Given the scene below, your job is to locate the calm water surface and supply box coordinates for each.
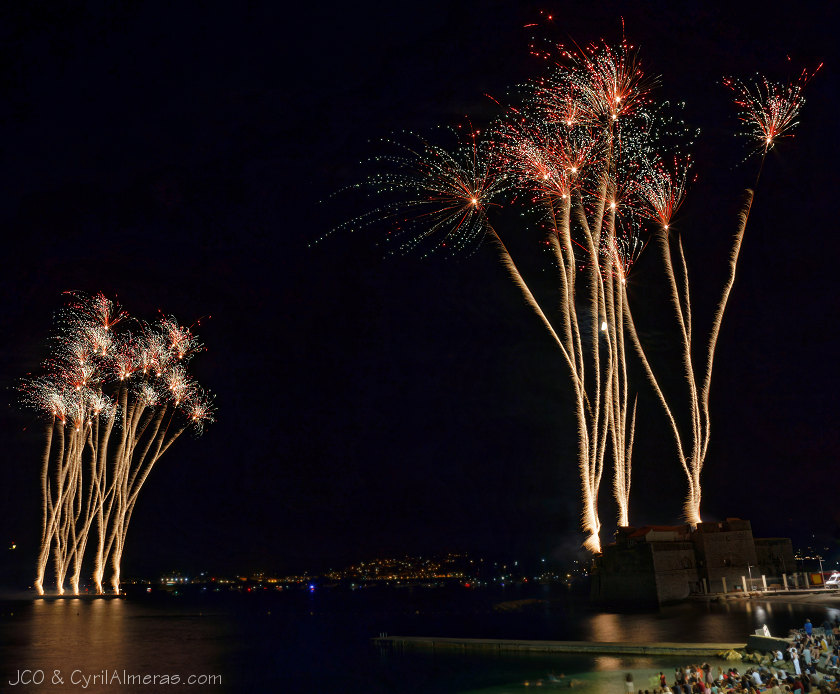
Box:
[1,589,837,693]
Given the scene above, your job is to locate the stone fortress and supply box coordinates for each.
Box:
[591,518,796,605]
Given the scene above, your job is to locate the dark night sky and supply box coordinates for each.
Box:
[0,1,838,583]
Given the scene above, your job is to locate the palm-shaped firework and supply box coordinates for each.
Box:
[20,292,215,595]
[333,32,816,552]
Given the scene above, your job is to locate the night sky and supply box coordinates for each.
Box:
[1,1,838,583]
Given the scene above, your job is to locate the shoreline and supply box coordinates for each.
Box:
[457,656,744,693]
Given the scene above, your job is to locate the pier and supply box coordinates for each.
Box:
[372,636,746,657]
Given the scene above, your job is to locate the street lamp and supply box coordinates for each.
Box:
[747,564,754,592]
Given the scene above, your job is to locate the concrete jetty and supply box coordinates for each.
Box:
[372,636,745,656]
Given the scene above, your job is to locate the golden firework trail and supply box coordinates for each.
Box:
[623,66,817,524]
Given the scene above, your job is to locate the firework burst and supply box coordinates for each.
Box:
[637,156,691,229]
[20,293,215,595]
[723,65,820,155]
[325,129,509,258]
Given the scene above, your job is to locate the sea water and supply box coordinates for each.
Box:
[0,589,835,693]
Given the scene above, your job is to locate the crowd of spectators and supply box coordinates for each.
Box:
[626,618,840,694]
